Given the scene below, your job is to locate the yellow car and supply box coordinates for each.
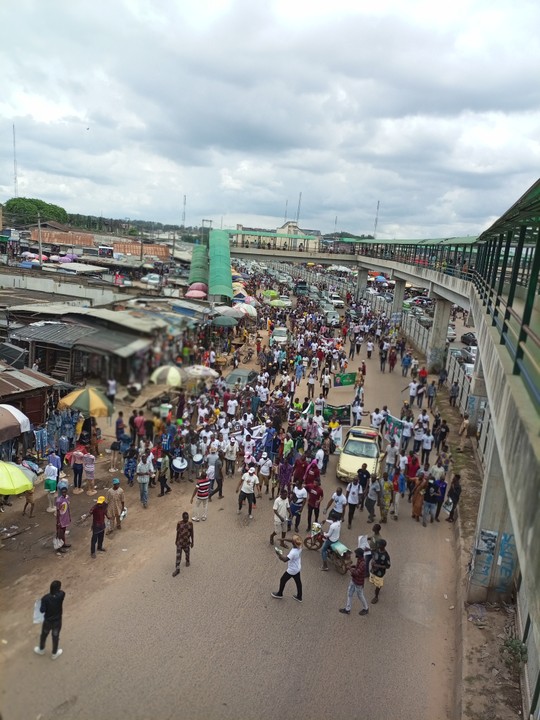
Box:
[336,426,384,482]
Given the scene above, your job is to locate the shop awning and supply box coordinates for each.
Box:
[74,330,151,358]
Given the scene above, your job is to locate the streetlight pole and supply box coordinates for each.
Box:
[37,211,43,267]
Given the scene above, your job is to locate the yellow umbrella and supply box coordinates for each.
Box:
[150,365,187,387]
[0,461,33,495]
[58,386,113,417]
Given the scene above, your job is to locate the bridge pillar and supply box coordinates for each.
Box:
[355,269,368,302]
[426,298,451,372]
[467,438,518,603]
[391,279,406,321]
[466,356,488,437]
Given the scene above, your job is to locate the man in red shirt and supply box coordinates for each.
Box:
[292,455,308,483]
[90,496,108,558]
[339,547,369,615]
[304,476,324,530]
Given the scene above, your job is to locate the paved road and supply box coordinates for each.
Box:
[1,339,458,720]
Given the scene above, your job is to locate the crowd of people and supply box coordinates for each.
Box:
[31,270,467,658]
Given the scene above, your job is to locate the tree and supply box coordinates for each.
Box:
[4,197,68,225]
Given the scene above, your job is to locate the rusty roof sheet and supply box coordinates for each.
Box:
[0,362,57,397]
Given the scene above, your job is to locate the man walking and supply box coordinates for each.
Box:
[190,472,211,522]
[34,579,65,660]
[345,477,361,529]
[236,466,259,519]
[106,478,125,534]
[339,548,369,616]
[271,534,303,602]
[172,512,194,576]
[55,487,72,552]
[270,488,290,546]
[210,450,225,499]
[136,452,153,509]
[90,496,108,558]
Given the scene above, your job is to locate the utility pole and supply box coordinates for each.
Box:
[37,212,43,267]
[295,192,302,224]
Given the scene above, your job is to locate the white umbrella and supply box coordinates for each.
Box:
[238,303,257,318]
[185,365,219,381]
[215,306,245,319]
[0,404,31,443]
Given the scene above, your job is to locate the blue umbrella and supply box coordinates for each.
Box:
[376,275,386,282]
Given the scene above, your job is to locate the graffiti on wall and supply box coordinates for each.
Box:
[496,532,516,593]
[473,529,498,587]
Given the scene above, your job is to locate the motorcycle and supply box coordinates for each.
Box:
[303,522,353,574]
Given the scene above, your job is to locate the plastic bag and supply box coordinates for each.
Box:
[53,537,64,550]
[120,507,128,521]
[33,599,44,624]
[442,498,453,514]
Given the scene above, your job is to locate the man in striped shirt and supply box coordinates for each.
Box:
[190,472,211,522]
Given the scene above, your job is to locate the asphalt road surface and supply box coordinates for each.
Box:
[0,336,459,720]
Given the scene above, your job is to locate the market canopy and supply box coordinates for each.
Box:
[0,404,31,443]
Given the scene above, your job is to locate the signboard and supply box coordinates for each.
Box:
[384,414,403,444]
[333,372,356,387]
[323,404,352,426]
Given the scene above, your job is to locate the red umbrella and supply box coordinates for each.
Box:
[185,289,207,299]
[190,282,208,291]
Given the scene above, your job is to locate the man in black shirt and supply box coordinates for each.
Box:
[357,463,371,511]
[35,580,65,659]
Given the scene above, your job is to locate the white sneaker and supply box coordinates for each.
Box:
[51,649,63,660]
[34,646,45,656]
[236,509,241,514]
[249,515,254,519]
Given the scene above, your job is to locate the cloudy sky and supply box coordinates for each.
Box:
[1,0,539,238]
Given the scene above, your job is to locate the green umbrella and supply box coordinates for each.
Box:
[212,316,238,327]
[262,290,278,299]
[57,386,113,417]
[270,299,287,307]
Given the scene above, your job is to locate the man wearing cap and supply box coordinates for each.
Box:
[89,496,108,558]
[236,466,259,519]
[258,451,273,496]
[224,437,237,476]
[106,478,125,534]
[339,547,369,616]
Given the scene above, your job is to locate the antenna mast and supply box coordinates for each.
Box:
[182,194,186,229]
[13,124,18,198]
[295,191,302,224]
[373,200,380,239]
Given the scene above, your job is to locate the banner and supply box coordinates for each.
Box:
[323,404,352,426]
[384,415,403,444]
[333,372,356,387]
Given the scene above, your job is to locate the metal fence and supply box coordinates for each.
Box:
[400,312,429,354]
[446,352,472,416]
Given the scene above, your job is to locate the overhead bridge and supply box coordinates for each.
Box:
[221,179,540,714]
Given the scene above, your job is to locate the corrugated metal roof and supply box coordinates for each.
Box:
[10,322,97,348]
[73,328,149,357]
[0,363,57,397]
[7,306,167,335]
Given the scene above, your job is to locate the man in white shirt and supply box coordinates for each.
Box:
[324,487,347,519]
[321,512,341,571]
[371,408,384,429]
[270,488,290,546]
[315,447,325,471]
[401,418,413,452]
[236,467,259,518]
[226,396,238,420]
[258,452,273,495]
[384,439,399,475]
[345,478,362,529]
[271,534,303,602]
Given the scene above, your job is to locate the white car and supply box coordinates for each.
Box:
[447,326,457,342]
[330,293,344,308]
[279,295,292,308]
[271,327,289,345]
[140,273,160,285]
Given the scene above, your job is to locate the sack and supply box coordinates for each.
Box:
[52,536,64,550]
[369,573,384,588]
[33,599,44,625]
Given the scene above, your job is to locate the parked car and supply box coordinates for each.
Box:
[461,345,478,363]
[330,293,345,309]
[337,427,383,481]
[224,369,258,389]
[447,326,457,342]
[140,273,160,285]
[460,332,478,346]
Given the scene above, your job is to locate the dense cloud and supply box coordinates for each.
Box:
[0,0,539,236]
